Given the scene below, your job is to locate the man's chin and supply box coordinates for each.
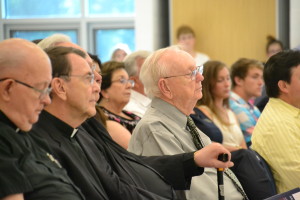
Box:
[20,123,33,132]
[87,109,97,118]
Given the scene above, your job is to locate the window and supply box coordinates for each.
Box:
[88,0,134,16]
[4,0,81,19]
[11,30,78,43]
[95,29,135,62]
[1,0,135,62]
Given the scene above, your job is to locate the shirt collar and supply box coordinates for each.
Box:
[0,110,19,132]
[270,98,300,118]
[230,91,247,105]
[131,90,151,106]
[231,91,255,109]
[41,110,79,139]
[151,97,188,128]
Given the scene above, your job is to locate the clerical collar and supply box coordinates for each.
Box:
[41,110,79,139]
[70,128,78,138]
[0,110,19,132]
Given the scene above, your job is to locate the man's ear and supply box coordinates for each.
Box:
[0,79,14,101]
[234,76,243,86]
[51,78,67,100]
[278,80,289,94]
[158,79,172,99]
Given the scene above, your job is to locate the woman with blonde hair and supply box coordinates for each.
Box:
[196,60,247,151]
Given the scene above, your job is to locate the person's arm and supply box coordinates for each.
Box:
[1,194,24,200]
[193,142,234,169]
[106,120,131,149]
[138,142,233,190]
[0,132,32,199]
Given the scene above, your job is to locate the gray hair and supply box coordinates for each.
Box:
[37,34,72,49]
[140,46,180,99]
[123,50,151,76]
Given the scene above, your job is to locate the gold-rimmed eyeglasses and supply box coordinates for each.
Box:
[111,78,135,88]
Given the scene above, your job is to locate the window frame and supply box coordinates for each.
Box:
[0,0,135,55]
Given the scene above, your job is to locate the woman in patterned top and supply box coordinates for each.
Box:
[96,61,141,148]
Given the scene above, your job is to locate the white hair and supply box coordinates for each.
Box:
[37,34,72,49]
[123,50,151,76]
[140,46,181,99]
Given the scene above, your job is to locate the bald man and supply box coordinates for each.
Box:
[0,39,84,200]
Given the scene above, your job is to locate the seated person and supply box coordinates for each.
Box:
[128,47,247,200]
[254,35,284,111]
[110,43,131,62]
[197,61,247,151]
[191,59,275,199]
[89,53,131,148]
[123,50,152,118]
[98,61,141,133]
[190,107,223,144]
[0,38,84,199]
[176,25,209,66]
[230,58,264,146]
[252,50,300,193]
[33,35,234,200]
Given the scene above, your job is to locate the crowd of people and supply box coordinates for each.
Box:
[0,24,298,200]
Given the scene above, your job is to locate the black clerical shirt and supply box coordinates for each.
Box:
[31,110,203,199]
[0,111,84,200]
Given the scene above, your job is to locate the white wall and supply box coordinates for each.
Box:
[135,0,162,51]
[290,0,300,49]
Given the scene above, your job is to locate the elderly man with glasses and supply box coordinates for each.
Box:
[0,38,85,200]
[128,46,248,200]
[30,34,236,200]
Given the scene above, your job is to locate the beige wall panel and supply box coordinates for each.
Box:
[172,0,276,66]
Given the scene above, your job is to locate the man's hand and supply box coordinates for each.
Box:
[193,143,234,168]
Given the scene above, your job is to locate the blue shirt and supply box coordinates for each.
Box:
[229,92,261,145]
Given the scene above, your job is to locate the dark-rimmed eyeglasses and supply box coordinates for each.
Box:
[0,78,52,99]
[111,78,135,88]
[163,65,203,81]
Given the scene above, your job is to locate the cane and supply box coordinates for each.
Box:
[217,153,228,200]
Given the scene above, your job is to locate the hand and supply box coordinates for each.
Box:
[193,143,234,169]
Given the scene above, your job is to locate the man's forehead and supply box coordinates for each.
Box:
[168,50,194,68]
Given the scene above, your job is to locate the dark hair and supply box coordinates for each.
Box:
[88,53,102,68]
[101,61,125,91]
[176,25,196,39]
[44,46,86,78]
[231,58,263,87]
[264,50,300,97]
[95,105,108,128]
[266,35,283,53]
[32,39,43,44]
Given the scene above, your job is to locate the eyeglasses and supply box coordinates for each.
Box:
[0,78,52,99]
[163,65,203,81]
[112,78,135,88]
[60,65,96,85]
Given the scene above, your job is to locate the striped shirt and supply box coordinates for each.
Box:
[252,98,300,193]
[229,92,261,145]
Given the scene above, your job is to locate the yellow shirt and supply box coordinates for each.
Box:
[252,98,300,193]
